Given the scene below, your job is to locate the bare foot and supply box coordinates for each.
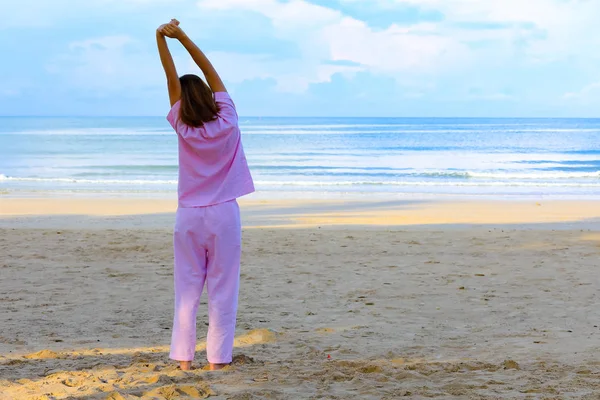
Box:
[179,361,192,371]
[209,363,229,371]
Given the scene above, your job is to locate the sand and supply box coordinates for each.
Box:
[1,198,600,399]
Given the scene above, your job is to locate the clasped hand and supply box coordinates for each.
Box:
[157,19,184,39]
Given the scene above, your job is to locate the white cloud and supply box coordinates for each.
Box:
[196,0,473,91]
[196,52,362,93]
[7,0,599,110]
[565,82,600,100]
[323,20,469,74]
[197,0,469,72]
[0,0,191,29]
[350,0,600,60]
[0,1,60,28]
[195,0,600,93]
[47,35,161,94]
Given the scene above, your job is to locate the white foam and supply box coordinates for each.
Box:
[4,128,172,136]
[254,180,600,188]
[0,175,176,185]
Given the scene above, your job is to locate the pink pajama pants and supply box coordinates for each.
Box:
[169,200,241,364]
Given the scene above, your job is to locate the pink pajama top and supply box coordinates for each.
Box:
[167,92,255,207]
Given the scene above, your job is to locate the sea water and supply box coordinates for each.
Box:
[2,116,600,199]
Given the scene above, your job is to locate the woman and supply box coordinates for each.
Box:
[156,19,255,371]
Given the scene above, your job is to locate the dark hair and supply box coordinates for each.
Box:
[179,74,219,127]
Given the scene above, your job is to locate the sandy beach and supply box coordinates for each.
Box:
[1,197,600,399]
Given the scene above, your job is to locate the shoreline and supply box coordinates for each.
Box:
[3,189,600,201]
[2,196,600,229]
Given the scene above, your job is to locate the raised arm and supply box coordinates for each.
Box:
[156,21,181,107]
[161,21,227,93]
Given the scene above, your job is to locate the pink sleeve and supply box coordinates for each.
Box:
[166,100,181,131]
[214,92,238,123]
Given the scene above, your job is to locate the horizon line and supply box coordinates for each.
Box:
[1,115,599,119]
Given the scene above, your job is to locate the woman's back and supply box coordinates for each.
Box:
[167,92,254,207]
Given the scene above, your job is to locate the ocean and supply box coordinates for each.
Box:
[1,116,600,200]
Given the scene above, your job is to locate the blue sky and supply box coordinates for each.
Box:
[1,0,599,117]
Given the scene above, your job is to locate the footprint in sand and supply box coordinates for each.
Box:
[130,363,159,373]
[62,377,83,388]
[142,384,215,399]
[232,354,257,366]
[234,328,277,346]
[24,349,60,360]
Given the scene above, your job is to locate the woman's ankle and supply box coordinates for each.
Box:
[209,362,229,371]
[179,361,192,371]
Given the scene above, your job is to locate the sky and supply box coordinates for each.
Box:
[1,0,599,117]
